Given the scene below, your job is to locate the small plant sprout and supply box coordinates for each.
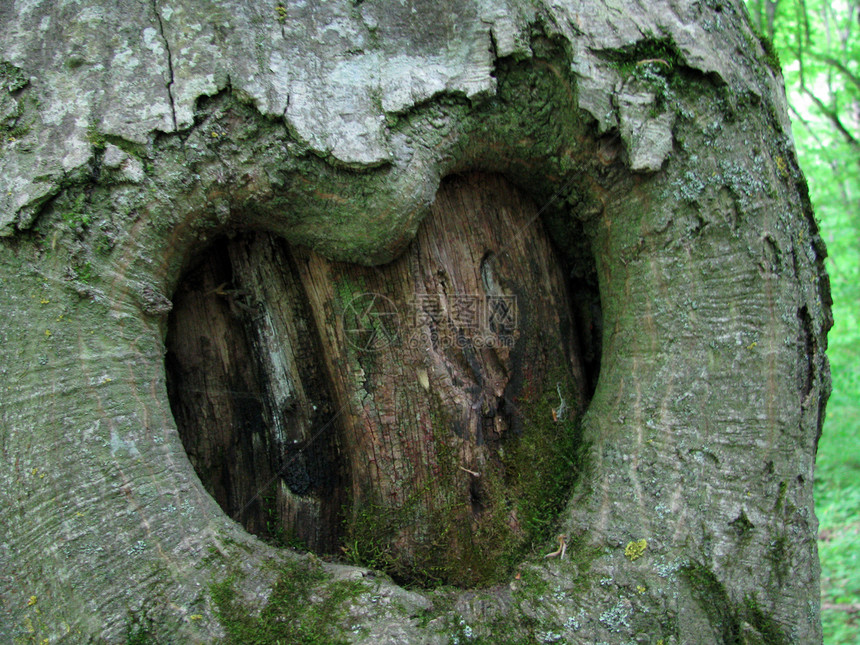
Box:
[544,534,567,559]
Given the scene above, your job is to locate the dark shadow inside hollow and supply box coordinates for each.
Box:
[164,172,602,585]
[165,233,347,554]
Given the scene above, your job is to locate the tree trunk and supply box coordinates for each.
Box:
[0,1,830,643]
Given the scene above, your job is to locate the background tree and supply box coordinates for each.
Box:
[746,0,858,183]
[0,1,831,642]
[746,0,860,641]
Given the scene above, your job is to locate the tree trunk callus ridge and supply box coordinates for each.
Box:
[0,0,830,642]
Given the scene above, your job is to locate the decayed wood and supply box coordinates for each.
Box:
[297,172,590,584]
[165,243,274,538]
[166,235,345,554]
[166,173,589,585]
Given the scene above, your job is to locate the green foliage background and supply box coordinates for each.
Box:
[746,1,860,642]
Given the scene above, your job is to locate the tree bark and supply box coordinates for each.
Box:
[0,1,830,643]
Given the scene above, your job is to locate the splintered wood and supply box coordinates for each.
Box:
[166,173,589,585]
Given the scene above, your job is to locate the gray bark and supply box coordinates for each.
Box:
[0,1,830,643]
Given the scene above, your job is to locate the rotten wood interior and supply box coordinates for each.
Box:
[165,172,601,585]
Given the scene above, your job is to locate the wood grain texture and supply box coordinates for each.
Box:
[165,173,590,584]
[166,235,345,554]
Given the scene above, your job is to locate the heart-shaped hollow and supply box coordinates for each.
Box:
[165,172,601,588]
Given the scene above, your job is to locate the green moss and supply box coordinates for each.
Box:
[60,193,91,230]
[749,26,782,74]
[416,585,542,644]
[414,545,600,643]
[260,491,309,551]
[745,595,789,645]
[219,535,258,555]
[0,86,32,146]
[2,122,30,142]
[682,565,789,643]
[342,476,471,586]
[74,261,94,283]
[87,125,107,151]
[102,133,149,161]
[210,559,366,644]
[0,61,28,93]
[515,565,550,598]
[767,534,790,587]
[124,612,160,645]
[445,613,530,645]
[472,52,579,170]
[504,374,588,536]
[342,372,588,589]
[681,563,742,642]
[96,231,115,255]
[560,534,601,591]
[774,480,788,512]
[597,37,682,78]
